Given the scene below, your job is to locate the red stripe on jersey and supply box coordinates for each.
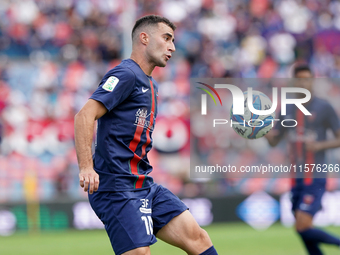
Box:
[135,79,156,188]
[299,110,313,185]
[129,123,144,153]
[135,174,145,189]
[128,116,144,182]
[291,110,304,186]
[291,177,296,187]
[130,154,141,177]
[296,110,304,165]
[296,110,313,185]
[290,142,296,187]
[305,150,314,185]
[140,80,155,158]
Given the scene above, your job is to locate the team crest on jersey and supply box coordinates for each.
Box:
[102,76,119,92]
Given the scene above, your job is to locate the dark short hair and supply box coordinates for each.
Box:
[132,15,176,39]
[293,64,313,76]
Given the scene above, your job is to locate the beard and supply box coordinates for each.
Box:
[152,55,167,67]
[147,49,167,67]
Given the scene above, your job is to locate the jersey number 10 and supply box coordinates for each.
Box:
[141,216,153,235]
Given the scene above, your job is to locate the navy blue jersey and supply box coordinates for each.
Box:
[90,59,158,191]
[274,97,340,186]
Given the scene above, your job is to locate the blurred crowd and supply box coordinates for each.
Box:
[1,0,340,202]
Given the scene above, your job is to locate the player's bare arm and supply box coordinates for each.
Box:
[264,129,281,147]
[74,99,107,194]
[305,129,340,152]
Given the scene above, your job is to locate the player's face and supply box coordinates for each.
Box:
[294,70,313,97]
[146,23,175,67]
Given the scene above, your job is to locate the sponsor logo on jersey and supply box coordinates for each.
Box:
[139,199,152,214]
[134,108,155,131]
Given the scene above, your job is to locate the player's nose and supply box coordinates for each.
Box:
[169,42,176,52]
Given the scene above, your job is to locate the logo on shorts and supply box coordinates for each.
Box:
[303,194,314,205]
[140,199,151,214]
[300,194,314,211]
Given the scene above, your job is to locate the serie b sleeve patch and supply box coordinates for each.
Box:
[102,76,119,92]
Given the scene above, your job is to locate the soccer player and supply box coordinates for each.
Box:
[74,15,218,255]
[266,64,340,254]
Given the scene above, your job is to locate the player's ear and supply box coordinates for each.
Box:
[139,32,149,45]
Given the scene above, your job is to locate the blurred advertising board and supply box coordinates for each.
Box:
[1,191,340,235]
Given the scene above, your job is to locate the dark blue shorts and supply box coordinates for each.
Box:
[88,184,188,255]
[290,183,325,216]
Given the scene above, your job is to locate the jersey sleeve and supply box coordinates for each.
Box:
[90,67,136,111]
[324,102,340,135]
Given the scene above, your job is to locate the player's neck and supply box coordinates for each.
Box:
[130,53,154,76]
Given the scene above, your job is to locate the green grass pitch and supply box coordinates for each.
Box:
[0,223,339,255]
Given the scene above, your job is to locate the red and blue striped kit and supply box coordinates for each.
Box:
[90,59,158,191]
[274,97,340,186]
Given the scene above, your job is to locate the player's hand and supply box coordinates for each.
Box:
[264,129,279,139]
[264,129,280,146]
[305,141,323,152]
[79,168,99,194]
